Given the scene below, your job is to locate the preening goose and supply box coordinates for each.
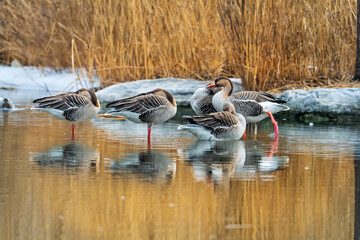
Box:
[207,77,289,135]
[32,88,100,139]
[178,102,246,141]
[105,88,177,148]
[190,84,221,115]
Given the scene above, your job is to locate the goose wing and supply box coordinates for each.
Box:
[33,93,90,111]
[191,112,238,129]
[233,91,286,103]
[229,97,263,117]
[195,95,217,114]
[232,91,259,101]
[106,91,168,114]
[191,112,240,138]
[257,92,286,103]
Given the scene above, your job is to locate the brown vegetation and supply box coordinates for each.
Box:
[0,0,357,90]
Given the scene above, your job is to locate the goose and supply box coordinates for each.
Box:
[0,97,15,109]
[32,88,100,139]
[178,102,246,141]
[207,77,289,135]
[105,88,177,148]
[190,84,221,115]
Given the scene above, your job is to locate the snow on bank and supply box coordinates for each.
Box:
[96,77,242,106]
[0,66,98,92]
[0,65,98,104]
[0,66,243,106]
[98,77,360,115]
[278,88,360,115]
[1,65,359,115]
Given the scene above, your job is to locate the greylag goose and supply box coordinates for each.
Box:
[105,88,177,148]
[207,77,289,135]
[178,102,246,141]
[190,84,221,115]
[0,97,15,109]
[32,88,100,139]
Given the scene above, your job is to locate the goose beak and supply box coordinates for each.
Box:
[206,82,216,88]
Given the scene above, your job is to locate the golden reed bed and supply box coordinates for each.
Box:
[0,0,356,91]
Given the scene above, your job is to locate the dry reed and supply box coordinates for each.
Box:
[0,0,357,90]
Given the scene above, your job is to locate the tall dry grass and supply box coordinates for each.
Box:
[0,0,357,90]
[218,0,357,90]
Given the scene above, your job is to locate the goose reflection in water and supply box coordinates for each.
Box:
[240,136,289,176]
[185,137,289,184]
[107,149,176,182]
[185,141,246,184]
[30,142,99,170]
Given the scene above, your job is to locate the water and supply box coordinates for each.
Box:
[0,96,360,239]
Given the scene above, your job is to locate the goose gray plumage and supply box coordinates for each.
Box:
[32,88,100,139]
[178,102,246,141]
[190,84,221,115]
[207,77,289,135]
[0,97,15,109]
[105,88,177,148]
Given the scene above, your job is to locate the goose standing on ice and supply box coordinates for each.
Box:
[32,88,100,140]
[207,77,289,135]
[105,88,177,148]
[178,102,246,141]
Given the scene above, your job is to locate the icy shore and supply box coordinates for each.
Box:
[277,88,360,115]
[96,77,360,115]
[1,65,359,115]
[95,77,242,107]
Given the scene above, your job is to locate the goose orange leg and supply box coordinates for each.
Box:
[266,111,279,136]
[147,125,152,149]
[72,124,75,141]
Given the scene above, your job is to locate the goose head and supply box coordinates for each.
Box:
[205,82,221,95]
[207,77,233,96]
[76,88,100,107]
[153,88,176,107]
[222,102,236,114]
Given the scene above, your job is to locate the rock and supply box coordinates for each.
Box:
[96,77,243,106]
[277,88,360,115]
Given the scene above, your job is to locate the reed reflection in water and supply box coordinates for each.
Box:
[0,108,358,239]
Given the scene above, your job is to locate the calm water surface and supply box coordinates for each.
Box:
[0,95,360,239]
